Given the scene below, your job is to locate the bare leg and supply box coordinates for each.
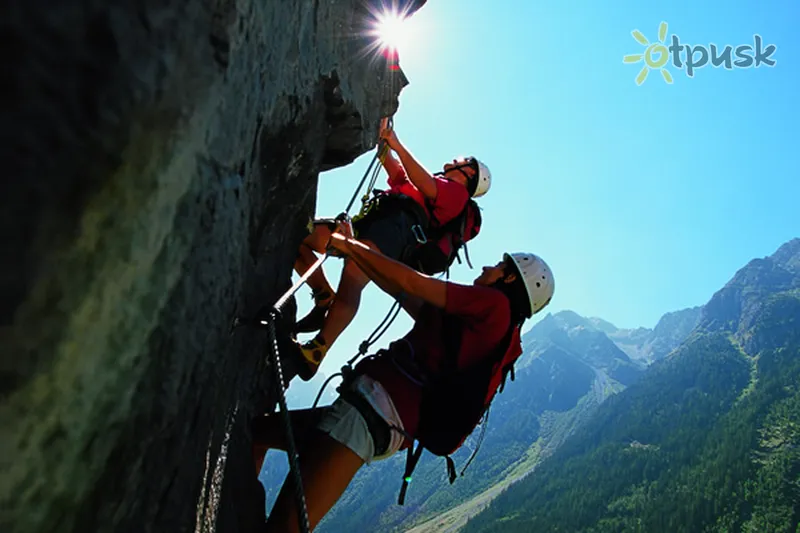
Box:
[294,224,335,298]
[264,431,364,533]
[317,238,378,349]
[251,407,330,475]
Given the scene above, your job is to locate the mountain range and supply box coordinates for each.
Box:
[463,238,800,533]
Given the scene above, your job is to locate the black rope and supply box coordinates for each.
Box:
[311,371,344,410]
[350,299,401,366]
[359,154,384,214]
[265,310,310,533]
[344,150,381,215]
[344,118,393,217]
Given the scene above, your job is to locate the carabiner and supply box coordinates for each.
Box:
[411,224,427,244]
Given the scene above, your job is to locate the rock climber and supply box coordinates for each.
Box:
[252,220,554,532]
[290,119,492,381]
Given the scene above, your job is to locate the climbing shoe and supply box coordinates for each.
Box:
[294,290,334,334]
[295,335,329,381]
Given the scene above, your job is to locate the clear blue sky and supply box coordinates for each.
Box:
[285,0,799,406]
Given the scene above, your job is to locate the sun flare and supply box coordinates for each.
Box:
[377,12,407,49]
[359,4,427,66]
[370,9,412,55]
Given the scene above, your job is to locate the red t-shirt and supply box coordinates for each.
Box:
[384,157,469,225]
[356,283,513,448]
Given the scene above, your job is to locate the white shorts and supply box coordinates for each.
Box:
[317,374,406,463]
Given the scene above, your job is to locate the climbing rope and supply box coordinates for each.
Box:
[312,299,402,409]
[344,117,392,217]
[264,309,310,533]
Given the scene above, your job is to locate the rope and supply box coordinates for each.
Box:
[350,299,401,366]
[344,149,381,215]
[344,117,392,216]
[265,310,311,533]
[357,151,385,217]
[311,299,402,409]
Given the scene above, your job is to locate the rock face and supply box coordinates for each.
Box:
[0,1,425,532]
[699,238,800,352]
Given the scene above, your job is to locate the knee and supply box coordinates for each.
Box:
[304,225,331,253]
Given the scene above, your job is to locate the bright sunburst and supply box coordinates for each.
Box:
[376,10,407,51]
[365,5,416,58]
[356,3,425,69]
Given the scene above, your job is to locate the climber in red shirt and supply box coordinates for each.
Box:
[290,119,493,381]
[253,220,555,533]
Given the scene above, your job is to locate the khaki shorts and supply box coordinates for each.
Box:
[317,374,406,464]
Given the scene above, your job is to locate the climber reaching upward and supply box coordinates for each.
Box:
[253,220,554,533]
[290,119,492,381]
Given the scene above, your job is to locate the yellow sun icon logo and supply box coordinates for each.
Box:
[624,22,674,85]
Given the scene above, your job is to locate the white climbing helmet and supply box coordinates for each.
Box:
[471,158,491,198]
[505,252,554,317]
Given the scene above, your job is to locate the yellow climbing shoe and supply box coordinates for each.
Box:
[295,335,329,381]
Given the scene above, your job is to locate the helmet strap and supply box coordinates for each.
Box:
[439,158,480,196]
[450,160,479,196]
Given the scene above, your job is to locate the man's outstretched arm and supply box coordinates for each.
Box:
[328,232,447,311]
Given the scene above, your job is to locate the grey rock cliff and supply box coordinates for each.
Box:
[0,1,426,532]
[699,238,800,351]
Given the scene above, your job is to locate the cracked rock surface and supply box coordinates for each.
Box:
[0,0,424,531]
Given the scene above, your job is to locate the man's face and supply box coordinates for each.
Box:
[474,260,507,286]
[443,157,477,187]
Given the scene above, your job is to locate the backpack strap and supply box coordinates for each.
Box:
[446,456,457,483]
[462,240,472,269]
[499,364,515,393]
[397,441,424,505]
[497,325,522,393]
[397,312,463,506]
[445,200,479,270]
[437,314,464,485]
